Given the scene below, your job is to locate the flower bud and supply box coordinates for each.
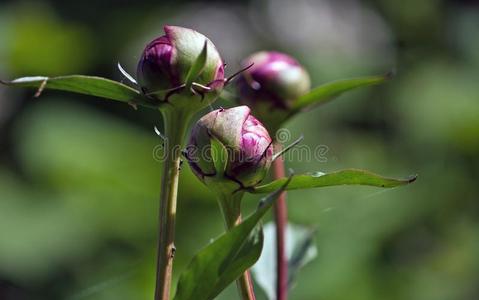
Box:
[137,25,225,103]
[236,51,310,131]
[187,106,273,188]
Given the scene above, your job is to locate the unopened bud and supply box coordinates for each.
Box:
[137,25,225,104]
[187,106,273,188]
[236,51,310,131]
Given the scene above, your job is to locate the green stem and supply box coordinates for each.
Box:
[217,189,256,300]
[155,107,192,300]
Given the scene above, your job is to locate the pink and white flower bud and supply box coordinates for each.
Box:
[187,106,273,188]
[236,51,310,131]
[137,25,225,102]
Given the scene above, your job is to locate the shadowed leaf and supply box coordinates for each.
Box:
[210,137,228,175]
[252,222,317,300]
[287,224,317,287]
[174,179,291,300]
[292,73,393,113]
[184,41,208,89]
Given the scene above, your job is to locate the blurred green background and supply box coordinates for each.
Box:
[1,0,478,299]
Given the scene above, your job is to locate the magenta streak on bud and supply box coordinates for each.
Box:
[187,106,273,188]
[137,34,177,94]
[242,117,270,157]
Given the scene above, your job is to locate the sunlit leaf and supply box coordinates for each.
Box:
[0,75,151,105]
[292,73,393,112]
[249,169,416,194]
[174,180,291,300]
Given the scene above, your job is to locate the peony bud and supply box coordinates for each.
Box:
[187,106,273,188]
[236,51,310,131]
[137,25,225,103]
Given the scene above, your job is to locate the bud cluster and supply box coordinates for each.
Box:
[138,29,313,190]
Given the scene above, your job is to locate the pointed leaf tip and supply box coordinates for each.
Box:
[185,40,208,88]
[272,135,304,161]
[407,174,418,183]
[250,169,417,194]
[117,62,138,84]
[210,137,228,175]
[292,73,392,113]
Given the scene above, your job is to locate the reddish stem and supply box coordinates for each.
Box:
[244,272,256,300]
[273,142,288,300]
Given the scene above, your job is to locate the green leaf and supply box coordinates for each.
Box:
[1,75,147,104]
[174,180,291,300]
[292,73,393,112]
[252,222,317,300]
[249,169,417,194]
[210,137,228,175]
[287,224,317,287]
[184,41,208,89]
